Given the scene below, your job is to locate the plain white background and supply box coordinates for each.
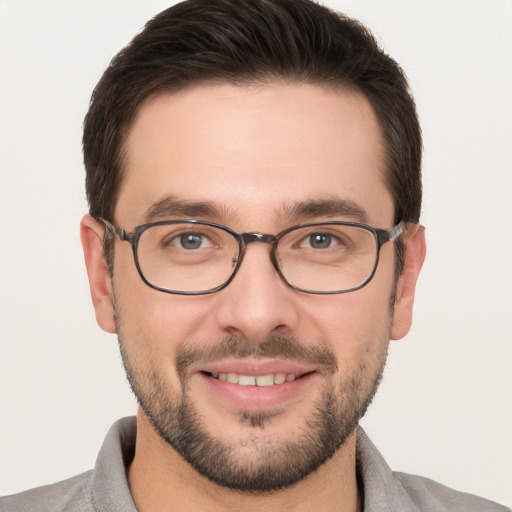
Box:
[0,0,511,506]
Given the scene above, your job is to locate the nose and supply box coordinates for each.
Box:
[215,243,300,343]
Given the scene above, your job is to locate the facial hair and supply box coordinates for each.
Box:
[115,306,390,493]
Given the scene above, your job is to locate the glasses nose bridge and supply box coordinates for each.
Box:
[240,232,276,247]
[238,231,279,269]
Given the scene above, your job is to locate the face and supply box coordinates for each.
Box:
[83,83,423,491]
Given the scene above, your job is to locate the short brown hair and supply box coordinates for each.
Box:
[83,0,422,273]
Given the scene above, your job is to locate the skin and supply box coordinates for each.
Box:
[81,83,426,511]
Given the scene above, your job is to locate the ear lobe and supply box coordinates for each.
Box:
[390,225,426,340]
[80,215,116,334]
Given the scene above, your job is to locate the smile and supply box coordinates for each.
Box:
[199,367,316,409]
[209,372,298,386]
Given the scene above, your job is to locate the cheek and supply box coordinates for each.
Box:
[112,255,220,358]
[305,279,394,364]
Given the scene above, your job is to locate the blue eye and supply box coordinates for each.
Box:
[300,232,340,249]
[179,233,204,250]
[165,231,214,250]
[308,233,332,249]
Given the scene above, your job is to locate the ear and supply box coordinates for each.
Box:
[390,226,426,340]
[80,215,116,333]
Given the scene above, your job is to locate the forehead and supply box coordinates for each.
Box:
[116,83,393,227]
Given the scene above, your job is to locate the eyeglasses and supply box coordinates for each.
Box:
[100,218,411,295]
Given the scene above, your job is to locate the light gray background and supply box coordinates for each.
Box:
[0,0,511,506]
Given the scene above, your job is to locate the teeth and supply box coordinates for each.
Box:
[227,373,239,384]
[211,372,297,386]
[274,372,286,384]
[256,374,274,386]
[239,375,256,386]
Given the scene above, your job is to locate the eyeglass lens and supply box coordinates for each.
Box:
[135,222,379,294]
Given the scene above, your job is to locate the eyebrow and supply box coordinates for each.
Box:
[279,197,369,224]
[143,195,368,225]
[143,195,234,222]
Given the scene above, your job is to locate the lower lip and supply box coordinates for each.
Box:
[197,372,316,410]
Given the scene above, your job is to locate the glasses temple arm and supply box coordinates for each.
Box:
[98,217,127,241]
[390,221,425,243]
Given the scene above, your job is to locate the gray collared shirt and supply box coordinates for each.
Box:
[1,416,509,511]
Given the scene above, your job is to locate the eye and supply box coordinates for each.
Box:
[168,232,213,250]
[300,232,339,249]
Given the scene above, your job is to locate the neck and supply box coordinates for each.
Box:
[128,411,362,512]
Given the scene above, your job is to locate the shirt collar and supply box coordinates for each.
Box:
[90,417,137,511]
[356,427,419,511]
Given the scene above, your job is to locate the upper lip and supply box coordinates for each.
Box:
[196,359,316,377]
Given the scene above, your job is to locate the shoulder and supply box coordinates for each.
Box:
[0,417,137,512]
[0,471,95,512]
[394,471,511,512]
[356,427,510,512]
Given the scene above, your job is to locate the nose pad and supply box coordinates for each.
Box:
[231,235,280,279]
[215,243,299,343]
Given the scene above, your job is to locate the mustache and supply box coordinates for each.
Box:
[176,335,338,380]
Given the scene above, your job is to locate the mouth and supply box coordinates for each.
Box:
[203,370,310,387]
[194,360,319,410]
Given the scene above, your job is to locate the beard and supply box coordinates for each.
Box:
[116,313,390,493]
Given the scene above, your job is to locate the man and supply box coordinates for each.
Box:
[1,0,509,510]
